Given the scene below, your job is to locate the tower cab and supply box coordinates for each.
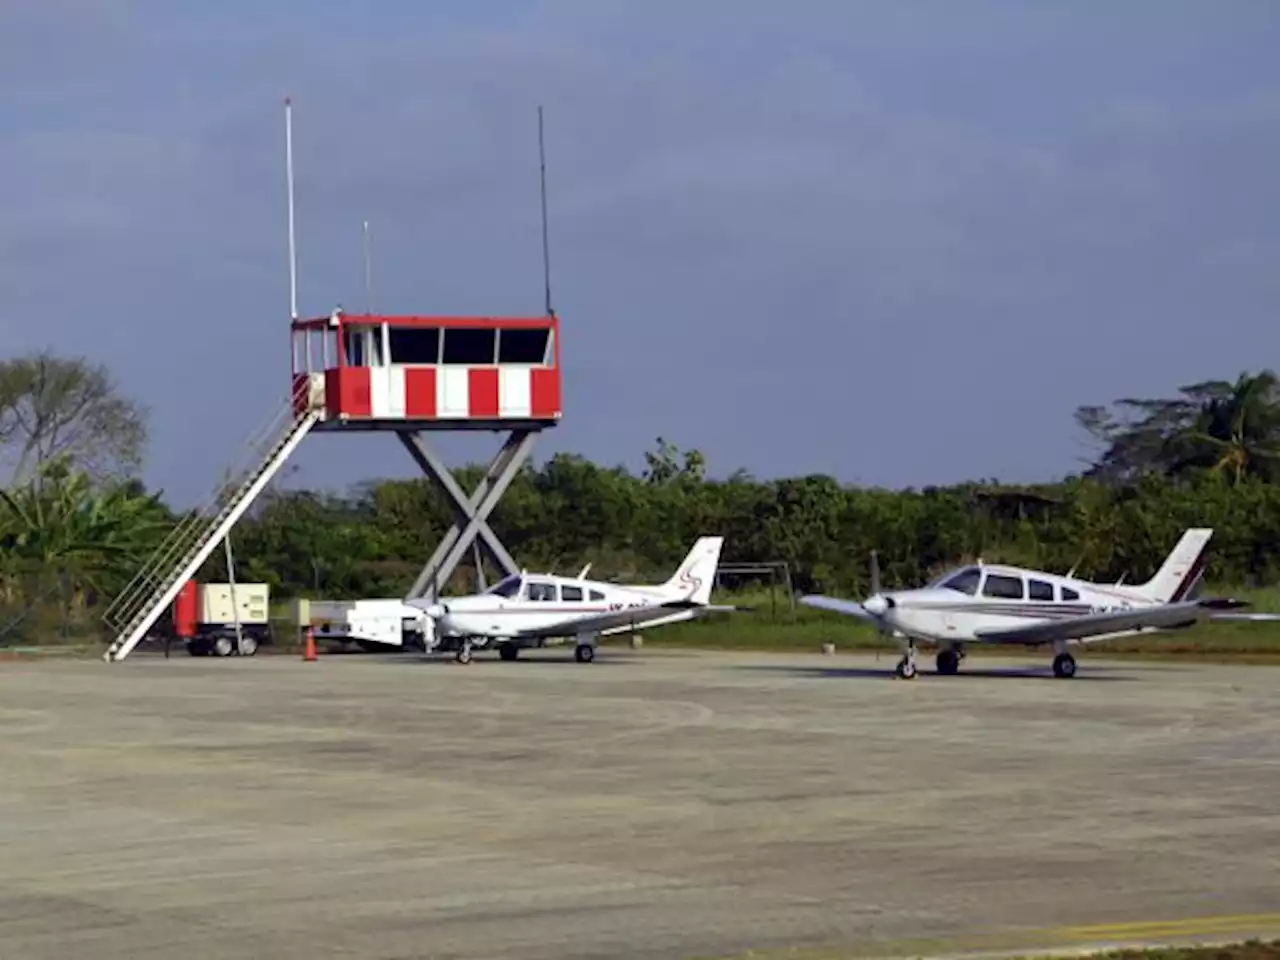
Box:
[290,311,562,427]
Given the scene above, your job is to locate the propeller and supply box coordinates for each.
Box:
[863,550,894,626]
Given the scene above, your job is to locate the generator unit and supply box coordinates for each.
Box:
[172,580,272,657]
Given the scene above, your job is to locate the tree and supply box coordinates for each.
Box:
[0,351,148,486]
[1171,372,1280,484]
[643,437,706,485]
[1075,369,1280,485]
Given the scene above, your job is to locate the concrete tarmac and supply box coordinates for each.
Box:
[1,648,1278,959]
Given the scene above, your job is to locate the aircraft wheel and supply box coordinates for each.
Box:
[936,649,960,675]
[237,636,259,657]
[213,636,234,657]
[574,644,595,664]
[1052,652,1076,679]
[895,656,916,679]
[455,646,472,665]
[498,642,519,662]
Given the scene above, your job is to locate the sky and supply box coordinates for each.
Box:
[3,0,1279,507]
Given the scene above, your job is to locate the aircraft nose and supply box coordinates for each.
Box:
[863,594,891,617]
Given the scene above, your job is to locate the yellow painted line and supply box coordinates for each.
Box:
[1058,911,1280,939]
[703,912,1280,960]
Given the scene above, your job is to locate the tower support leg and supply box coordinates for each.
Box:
[399,429,537,601]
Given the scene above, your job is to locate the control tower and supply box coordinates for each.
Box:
[102,101,561,661]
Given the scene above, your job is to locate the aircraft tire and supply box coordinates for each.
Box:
[1052,652,1076,679]
[895,657,916,679]
[455,647,472,665]
[498,642,519,662]
[936,649,960,675]
[574,644,595,664]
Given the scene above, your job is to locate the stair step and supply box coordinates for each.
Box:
[102,403,319,661]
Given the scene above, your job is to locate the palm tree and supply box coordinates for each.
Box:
[1078,369,1280,485]
[0,455,173,606]
[1168,372,1280,484]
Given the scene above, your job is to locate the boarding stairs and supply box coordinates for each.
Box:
[102,381,322,662]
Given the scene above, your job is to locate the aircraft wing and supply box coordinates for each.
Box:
[798,595,880,624]
[972,601,1213,646]
[514,601,738,640]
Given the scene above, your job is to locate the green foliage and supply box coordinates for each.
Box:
[1,455,173,644]
[189,454,1280,600]
[9,358,1280,652]
[1077,369,1280,485]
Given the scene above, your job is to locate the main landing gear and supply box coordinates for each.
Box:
[453,636,600,664]
[935,646,966,676]
[1052,652,1077,679]
[900,643,968,678]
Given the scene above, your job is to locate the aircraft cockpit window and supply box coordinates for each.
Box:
[1028,579,1054,601]
[940,568,981,595]
[527,581,557,602]
[561,585,583,602]
[982,573,1025,599]
[486,575,523,598]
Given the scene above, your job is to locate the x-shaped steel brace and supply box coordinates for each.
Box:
[399,429,538,600]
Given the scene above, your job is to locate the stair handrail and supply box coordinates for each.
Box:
[103,380,317,630]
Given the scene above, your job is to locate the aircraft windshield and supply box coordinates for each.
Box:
[937,567,981,596]
[485,574,523,598]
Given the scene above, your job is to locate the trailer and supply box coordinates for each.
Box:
[173,580,272,657]
[309,598,431,652]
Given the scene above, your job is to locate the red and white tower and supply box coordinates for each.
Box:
[102,100,561,661]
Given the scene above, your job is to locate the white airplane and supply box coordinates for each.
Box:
[800,528,1279,679]
[411,536,736,663]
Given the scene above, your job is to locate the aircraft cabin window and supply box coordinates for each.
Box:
[982,574,1025,599]
[527,582,557,602]
[561,585,583,602]
[1028,579,1054,601]
[1061,586,1079,601]
[487,576,522,598]
[589,589,605,602]
[941,568,981,595]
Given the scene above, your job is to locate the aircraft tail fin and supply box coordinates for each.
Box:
[1138,528,1213,604]
[661,536,724,605]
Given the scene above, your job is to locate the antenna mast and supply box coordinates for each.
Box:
[284,97,299,320]
[362,219,373,314]
[538,105,553,317]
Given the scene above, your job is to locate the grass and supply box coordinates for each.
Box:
[1022,942,1280,960]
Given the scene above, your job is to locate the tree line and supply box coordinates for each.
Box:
[4,354,1280,643]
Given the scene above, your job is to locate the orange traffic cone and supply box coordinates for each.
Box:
[303,626,317,662]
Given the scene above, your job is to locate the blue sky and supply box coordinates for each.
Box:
[4,0,1279,506]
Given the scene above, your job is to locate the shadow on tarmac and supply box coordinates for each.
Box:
[731,661,1139,682]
